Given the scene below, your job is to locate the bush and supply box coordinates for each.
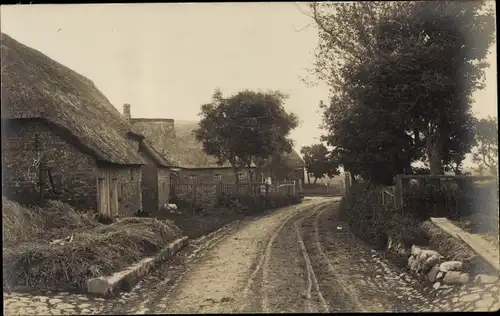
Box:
[215,192,302,215]
[339,183,427,250]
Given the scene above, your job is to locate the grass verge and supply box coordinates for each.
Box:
[2,197,182,292]
[163,193,303,239]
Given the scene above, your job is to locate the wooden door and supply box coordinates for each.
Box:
[111,175,119,218]
[97,169,111,217]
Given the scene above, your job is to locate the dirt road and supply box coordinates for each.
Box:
[5,197,498,314]
[119,197,443,313]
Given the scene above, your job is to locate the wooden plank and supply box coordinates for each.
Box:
[430,217,499,272]
[395,175,403,209]
[400,175,495,181]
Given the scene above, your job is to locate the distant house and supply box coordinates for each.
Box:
[263,150,305,185]
[123,105,306,191]
[1,33,172,217]
[122,104,174,213]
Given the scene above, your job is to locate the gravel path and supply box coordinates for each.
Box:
[4,197,499,314]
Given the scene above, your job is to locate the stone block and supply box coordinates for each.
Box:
[408,256,418,272]
[474,274,499,285]
[442,271,469,285]
[411,245,422,256]
[87,277,113,297]
[427,264,441,282]
[87,236,188,296]
[439,261,463,272]
[421,253,443,273]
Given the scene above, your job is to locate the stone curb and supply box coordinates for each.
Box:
[87,236,189,297]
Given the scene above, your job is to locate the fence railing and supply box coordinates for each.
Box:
[171,180,299,204]
[377,175,498,215]
[379,186,396,207]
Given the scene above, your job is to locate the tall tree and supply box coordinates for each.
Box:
[472,116,498,176]
[300,143,340,184]
[195,89,299,185]
[309,1,494,177]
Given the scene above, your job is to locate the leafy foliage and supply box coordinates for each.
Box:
[195,89,299,184]
[300,143,340,183]
[216,192,302,215]
[309,1,495,181]
[338,183,428,250]
[472,116,498,175]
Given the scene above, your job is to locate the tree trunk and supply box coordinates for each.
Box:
[248,166,254,196]
[427,135,443,175]
[350,172,357,184]
[313,177,318,184]
[307,172,311,184]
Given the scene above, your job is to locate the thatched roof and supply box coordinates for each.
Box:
[130,119,229,169]
[283,149,305,169]
[141,139,174,168]
[174,120,234,169]
[131,118,304,170]
[1,33,145,165]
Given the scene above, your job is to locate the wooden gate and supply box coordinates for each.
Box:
[111,177,119,217]
[97,168,120,218]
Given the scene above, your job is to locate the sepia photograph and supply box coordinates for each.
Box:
[1,1,498,314]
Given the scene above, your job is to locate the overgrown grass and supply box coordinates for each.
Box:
[2,198,100,246]
[163,193,303,239]
[339,183,428,250]
[2,197,182,292]
[156,210,243,239]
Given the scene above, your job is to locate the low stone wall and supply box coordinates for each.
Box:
[87,237,189,297]
[408,245,498,288]
[385,221,499,290]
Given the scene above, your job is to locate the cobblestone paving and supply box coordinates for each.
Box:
[309,204,500,313]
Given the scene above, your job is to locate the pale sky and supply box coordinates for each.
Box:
[1,3,497,158]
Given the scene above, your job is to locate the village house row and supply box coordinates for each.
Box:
[1,33,305,218]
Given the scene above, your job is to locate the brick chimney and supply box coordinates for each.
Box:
[123,103,131,121]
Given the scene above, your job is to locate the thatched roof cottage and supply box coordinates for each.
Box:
[1,33,172,217]
[121,105,305,187]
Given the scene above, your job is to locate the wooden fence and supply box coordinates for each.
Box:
[378,174,498,212]
[171,180,299,205]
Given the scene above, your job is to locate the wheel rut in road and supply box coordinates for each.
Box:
[114,197,493,314]
[4,198,499,315]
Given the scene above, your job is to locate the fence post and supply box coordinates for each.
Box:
[344,172,350,196]
[193,180,197,206]
[395,174,403,209]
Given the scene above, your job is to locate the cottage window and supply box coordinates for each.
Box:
[238,172,245,180]
[189,175,197,181]
[213,173,221,181]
